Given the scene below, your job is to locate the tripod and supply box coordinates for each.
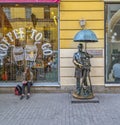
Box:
[80,64,93,98]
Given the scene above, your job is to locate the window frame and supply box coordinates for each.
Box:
[105,2,120,85]
[0,3,60,86]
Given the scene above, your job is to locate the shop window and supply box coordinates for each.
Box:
[105,3,120,83]
[0,5,58,84]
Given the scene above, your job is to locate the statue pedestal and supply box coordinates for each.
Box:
[71,92,99,103]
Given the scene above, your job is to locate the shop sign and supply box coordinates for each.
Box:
[0,28,53,58]
[87,49,103,57]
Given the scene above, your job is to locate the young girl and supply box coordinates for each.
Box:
[20,67,33,100]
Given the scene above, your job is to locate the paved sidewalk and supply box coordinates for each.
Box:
[0,93,120,125]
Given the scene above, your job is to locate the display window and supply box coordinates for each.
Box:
[105,3,120,83]
[0,4,59,84]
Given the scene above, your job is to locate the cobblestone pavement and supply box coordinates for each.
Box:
[0,93,120,125]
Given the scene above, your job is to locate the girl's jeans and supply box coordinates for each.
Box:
[22,82,32,94]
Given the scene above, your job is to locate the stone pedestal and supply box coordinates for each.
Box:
[71,92,99,103]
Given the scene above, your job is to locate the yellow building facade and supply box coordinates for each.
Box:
[60,0,120,92]
[60,0,105,92]
[0,0,120,93]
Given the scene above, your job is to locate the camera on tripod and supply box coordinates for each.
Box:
[82,52,93,69]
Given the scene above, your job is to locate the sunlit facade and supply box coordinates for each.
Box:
[1,0,120,93]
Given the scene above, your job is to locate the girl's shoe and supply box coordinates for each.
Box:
[20,95,24,100]
[26,95,30,100]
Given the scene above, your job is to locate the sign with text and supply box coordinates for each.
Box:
[87,49,103,57]
[0,27,53,59]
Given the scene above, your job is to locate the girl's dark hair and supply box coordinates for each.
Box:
[25,67,31,81]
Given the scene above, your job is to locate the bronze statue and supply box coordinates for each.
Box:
[72,43,94,99]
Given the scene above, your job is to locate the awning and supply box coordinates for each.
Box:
[0,0,60,3]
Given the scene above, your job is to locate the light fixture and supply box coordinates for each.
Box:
[80,19,86,29]
[74,19,98,50]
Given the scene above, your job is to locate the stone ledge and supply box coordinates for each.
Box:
[1,85,120,93]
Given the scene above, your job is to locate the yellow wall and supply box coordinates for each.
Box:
[59,0,104,87]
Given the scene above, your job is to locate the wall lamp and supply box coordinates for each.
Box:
[79,19,86,29]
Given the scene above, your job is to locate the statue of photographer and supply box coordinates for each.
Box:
[73,43,93,98]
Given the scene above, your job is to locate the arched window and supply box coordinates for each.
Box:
[105,3,120,83]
